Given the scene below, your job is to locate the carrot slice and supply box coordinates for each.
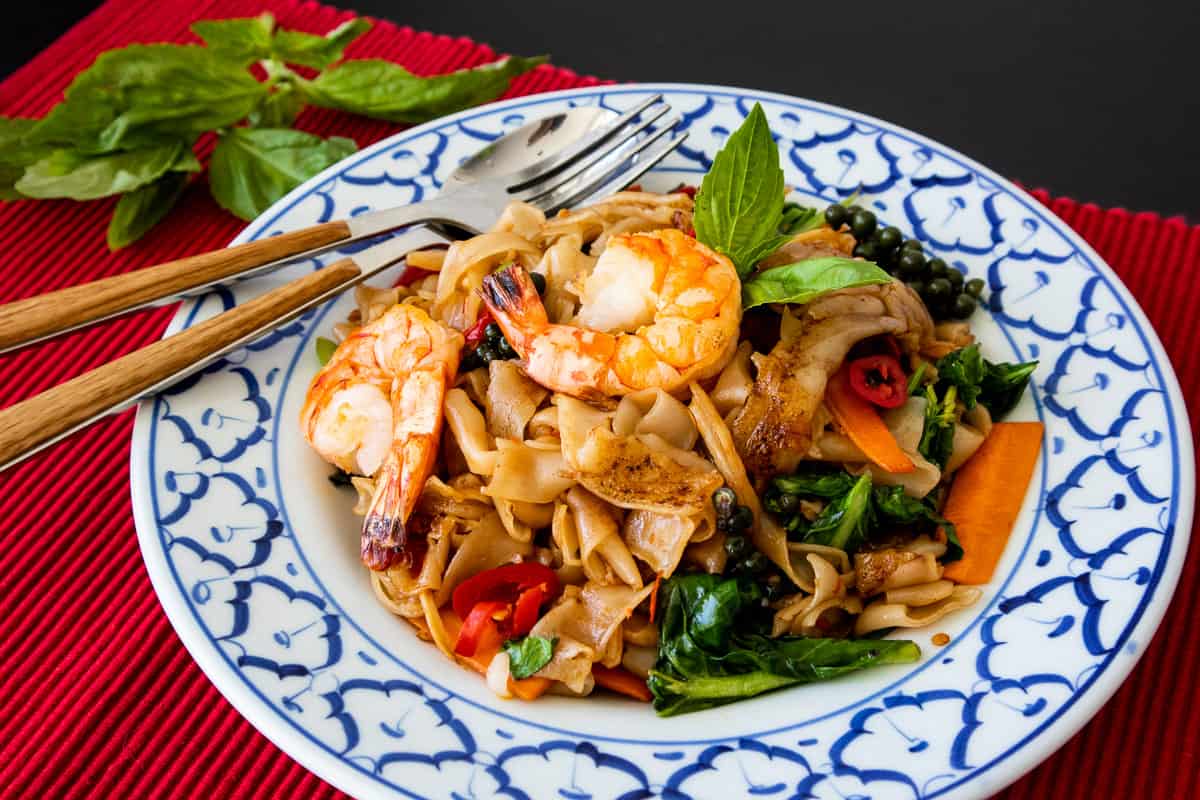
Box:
[942,421,1044,585]
[826,368,915,473]
[648,575,662,623]
[592,665,652,702]
[508,676,553,700]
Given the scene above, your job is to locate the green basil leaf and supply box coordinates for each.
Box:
[693,103,786,278]
[315,336,337,366]
[0,117,56,199]
[502,635,556,680]
[271,18,371,70]
[16,141,185,200]
[209,128,356,220]
[249,84,307,128]
[106,171,190,250]
[191,14,275,65]
[802,472,874,552]
[871,485,962,563]
[978,358,1039,419]
[918,385,957,469]
[740,256,892,309]
[300,55,547,124]
[30,45,267,153]
[771,466,859,499]
[779,202,823,235]
[935,343,986,409]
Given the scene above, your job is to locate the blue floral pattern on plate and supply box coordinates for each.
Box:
[129,85,1193,800]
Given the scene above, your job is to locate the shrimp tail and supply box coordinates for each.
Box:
[480,265,546,350]
[361,459,409,571]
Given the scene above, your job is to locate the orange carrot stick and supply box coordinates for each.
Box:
[826,368,915,473]
[648,575,662,623]
[942,421,1044,585]
[508,676,553,700]
[592,665,652,702]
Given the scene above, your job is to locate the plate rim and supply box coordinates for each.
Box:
[130,81,1196,800]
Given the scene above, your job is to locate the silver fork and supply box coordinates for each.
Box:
[0,95,682,354]
[0,103,688,471]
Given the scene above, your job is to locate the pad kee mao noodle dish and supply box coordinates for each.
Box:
[300,104,1043,715]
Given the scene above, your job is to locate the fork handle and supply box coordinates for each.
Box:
[0,219,352,353]
[0,257,362,471]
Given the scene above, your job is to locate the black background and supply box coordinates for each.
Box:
[6,0,1197,220]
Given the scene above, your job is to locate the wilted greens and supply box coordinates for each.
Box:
[647,574,920,716]
[0,13,545,248]
[765,465,961,562]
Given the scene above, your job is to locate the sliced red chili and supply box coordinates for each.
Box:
[462,310,494,350]
[393,266,433,287]
[454,600,510,657]
[847,354,908,409]
[511,584,551,636]
[451,562,560,620]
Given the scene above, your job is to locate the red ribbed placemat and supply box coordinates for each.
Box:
[0,1,1195,797]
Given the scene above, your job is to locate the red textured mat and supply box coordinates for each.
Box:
[0,1,1196,797]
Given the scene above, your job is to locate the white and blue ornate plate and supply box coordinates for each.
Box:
[129,84,1194,800]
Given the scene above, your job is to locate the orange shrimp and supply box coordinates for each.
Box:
[300,304,462,570]
[480,228,741,398]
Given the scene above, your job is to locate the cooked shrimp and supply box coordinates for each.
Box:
[300,304,462,571]
[480,228,741,398]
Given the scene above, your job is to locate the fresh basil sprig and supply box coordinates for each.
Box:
[502,635,556,680]
[693,103,791,278]
[0,13,545,249]
[740,256,892,309]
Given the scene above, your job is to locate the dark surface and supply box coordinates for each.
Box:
[8,0,1197,219]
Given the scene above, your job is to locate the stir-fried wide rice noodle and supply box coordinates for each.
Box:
[486,360,548,441]
[485,439,575,504]
[436,512,532,604]
[557,395,722,513]
[855,586,982,636]
[612,389,699,451]
[530,582,655,692]
[772,554,863,637]
[304,186,1016,708]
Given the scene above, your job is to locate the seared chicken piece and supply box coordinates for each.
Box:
[730,281,933,482]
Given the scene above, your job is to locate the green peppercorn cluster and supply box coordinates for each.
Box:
[824,204,984,321]
[712,487,787,600]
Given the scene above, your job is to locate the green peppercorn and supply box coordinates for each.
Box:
[484,322,502,342]
[927,257,949,278]
[824,204,848,229]
[965,278,986,298]
[905,280,927,297]
[946,268,964,289]
[897,249,926,276]
[853,241,880,261]
[877,226,902,250]
[850,210,877,239]
[727,505,754,533]
[724,534,751,560]
[476,343,498,363]
[926,277,953,302]
[952,293,977,319]
[901,238,924,253]
[530,272,547,295]
[495,336,516,359]
[712,487,737,519]
[846,204,863,216]
[459,351,483,372]
[737,551,770,574]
